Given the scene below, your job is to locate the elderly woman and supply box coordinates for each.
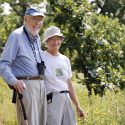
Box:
[42,26,85,125]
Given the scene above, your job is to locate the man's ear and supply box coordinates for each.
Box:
[23,16,26,24]
[24,15,29,23]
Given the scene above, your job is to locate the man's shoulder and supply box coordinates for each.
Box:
[7,26,25,44]
[12,27,23,35]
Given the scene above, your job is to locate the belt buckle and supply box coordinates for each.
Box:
[26,77,29,80]
[39,75,44,80]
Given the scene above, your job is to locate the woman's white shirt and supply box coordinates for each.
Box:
[41,51,72,91]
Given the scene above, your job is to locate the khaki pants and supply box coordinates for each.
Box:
[47,92,76,125]
[16,80,47,125]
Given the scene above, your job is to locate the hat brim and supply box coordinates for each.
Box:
[30,12,44,17]
[43,33,64,43]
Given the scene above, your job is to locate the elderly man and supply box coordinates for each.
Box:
[0,8,46,125]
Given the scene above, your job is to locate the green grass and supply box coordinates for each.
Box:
[75,84,125,125]
[0,78,17,125]
[0,77,125,125]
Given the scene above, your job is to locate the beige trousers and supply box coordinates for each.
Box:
[47,92,76,125]
[16,80,47,125]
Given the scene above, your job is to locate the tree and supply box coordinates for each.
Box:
[47,0,125,96]
[93,0,125,24]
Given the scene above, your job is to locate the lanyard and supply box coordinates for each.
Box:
[23,27,42,62]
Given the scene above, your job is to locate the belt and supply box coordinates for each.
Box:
[16,76,43,80]
[60,90,69,93]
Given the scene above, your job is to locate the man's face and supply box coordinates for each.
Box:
[24,15,44,36]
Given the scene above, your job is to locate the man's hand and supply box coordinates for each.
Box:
[13,80,26,93]
[76,105,85,118]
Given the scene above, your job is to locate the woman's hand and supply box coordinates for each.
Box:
[76,105,85,118]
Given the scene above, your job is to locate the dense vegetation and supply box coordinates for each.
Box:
[46,0,125,96]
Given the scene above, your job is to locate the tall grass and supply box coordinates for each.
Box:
[0,78,125,125]
[0,78,17,125]
[75,84,125,125]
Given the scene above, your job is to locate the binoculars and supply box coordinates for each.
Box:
[37,61,46,76]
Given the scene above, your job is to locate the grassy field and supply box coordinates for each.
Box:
[0,78,125,125]
[76,84,125,125]
[0,78,17,125]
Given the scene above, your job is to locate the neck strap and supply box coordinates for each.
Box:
[23,26,42,62]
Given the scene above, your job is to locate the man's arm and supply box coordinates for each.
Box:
[0,33,26,93]
[0,33,19,85]
[67,79,85,118]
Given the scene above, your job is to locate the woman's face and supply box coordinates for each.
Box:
[46,36,62,51]
[24,15,44,36]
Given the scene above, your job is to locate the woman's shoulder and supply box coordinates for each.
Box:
[59,53,70,61]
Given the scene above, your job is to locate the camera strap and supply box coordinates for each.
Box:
[23,26,42,62]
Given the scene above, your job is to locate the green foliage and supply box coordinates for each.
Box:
[0,13,21,53]
[0,78,17,125]
[75,83,125,125]
[47,0,125,96]
[94,0,125,24]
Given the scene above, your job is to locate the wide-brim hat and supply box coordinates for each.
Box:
[25,7,44,17]
[43,26,64,42]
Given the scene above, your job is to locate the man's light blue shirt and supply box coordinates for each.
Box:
[0,26,42,85]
